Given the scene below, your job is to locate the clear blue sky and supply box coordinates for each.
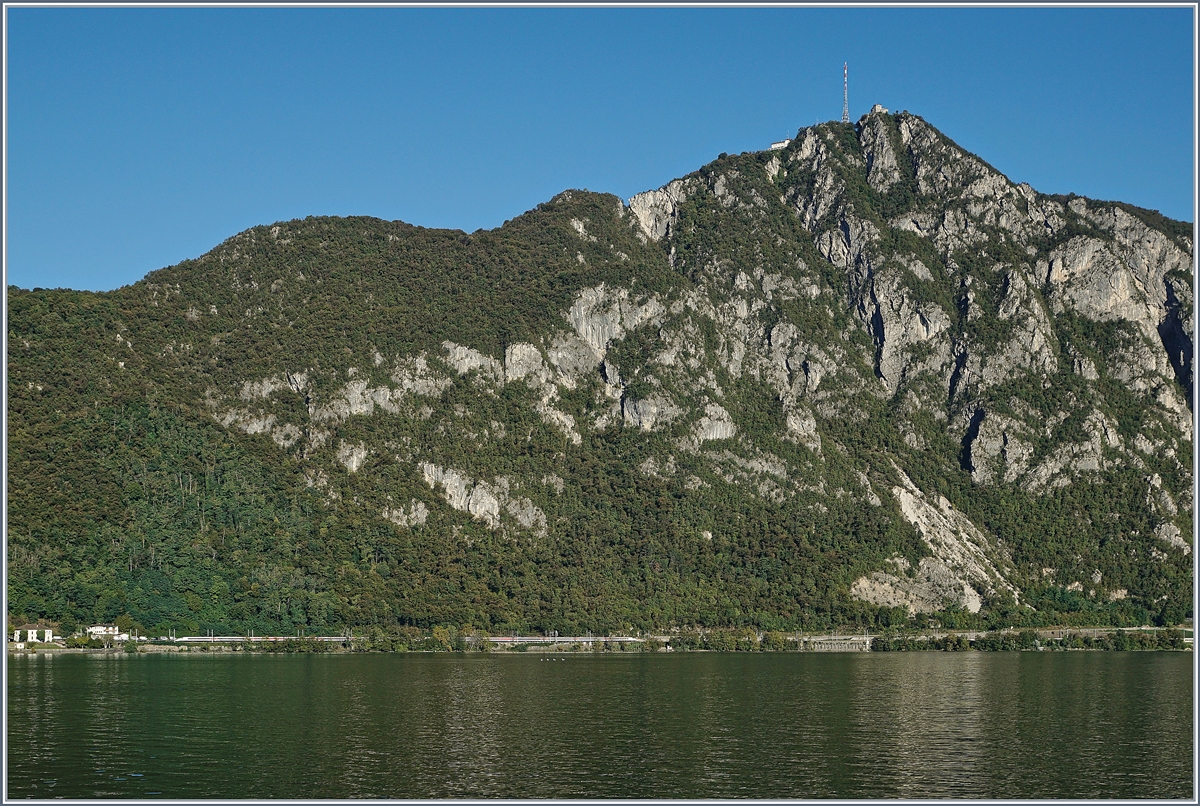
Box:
[5,5,1195,292]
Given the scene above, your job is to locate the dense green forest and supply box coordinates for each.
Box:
[8,112,1193,637]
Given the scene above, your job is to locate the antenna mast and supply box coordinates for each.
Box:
[842,62,850,123]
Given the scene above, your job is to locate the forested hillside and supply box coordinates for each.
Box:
[8,107,1193,637]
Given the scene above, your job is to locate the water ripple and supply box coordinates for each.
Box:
[6,651,1192,798]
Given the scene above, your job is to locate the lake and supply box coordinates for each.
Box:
[6,650,1193,799]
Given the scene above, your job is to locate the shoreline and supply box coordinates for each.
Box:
[10,626,1192,655]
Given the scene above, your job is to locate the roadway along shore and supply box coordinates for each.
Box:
[8,626,1193,654]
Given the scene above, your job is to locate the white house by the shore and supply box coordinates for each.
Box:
[12,625,55,643]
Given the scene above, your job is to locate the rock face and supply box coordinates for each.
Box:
[849,468,1020,614]
[420,463,548,538]
[628,179,690,242]
[7,105,1193,633]
[860,110,903,194]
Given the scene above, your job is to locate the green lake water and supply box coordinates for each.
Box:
[6,651,1194,798]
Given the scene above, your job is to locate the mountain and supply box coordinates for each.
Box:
[7,105,1193,637]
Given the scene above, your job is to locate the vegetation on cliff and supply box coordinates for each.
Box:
[8,111,1192,638]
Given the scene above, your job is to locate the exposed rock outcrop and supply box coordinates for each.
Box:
[851,468,1020,614]
[419,463,547,538]
[628,179,691,242]
[860,110,903,194]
